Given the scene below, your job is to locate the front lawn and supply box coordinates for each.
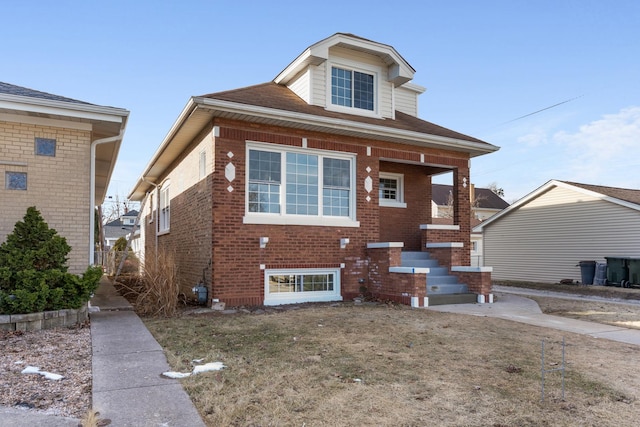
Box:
[145,303,639,426]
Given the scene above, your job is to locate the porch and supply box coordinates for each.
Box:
[357,224,493,307]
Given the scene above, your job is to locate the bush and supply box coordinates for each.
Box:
[0,207,102,314]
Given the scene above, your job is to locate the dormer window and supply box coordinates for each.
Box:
[331,66,375,112]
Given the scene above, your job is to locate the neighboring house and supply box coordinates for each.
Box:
[129,33,498,307]
[474,180,640,283]
[103,210,138,250]
[432,183,509,220]
[432,183,509,267]
[0,82,128,274]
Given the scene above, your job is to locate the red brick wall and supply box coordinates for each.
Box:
[366,246,426,305]
[379,162,431,251]
[451,271,492,296]
[147,117,473,307]
[453,168,471,265]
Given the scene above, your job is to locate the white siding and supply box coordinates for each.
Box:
[394,86,418,117]
[287,69,311,104]
[483,186,640,283]
[310,64,326,107]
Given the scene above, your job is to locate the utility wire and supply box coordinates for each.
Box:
[498,95,584,126]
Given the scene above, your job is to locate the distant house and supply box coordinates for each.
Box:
[432,184,509,266]
[129,33,498,307]
[103,210,138,250]
[474,180,640,283]
[0,82,128,273]
[432,183,509,220]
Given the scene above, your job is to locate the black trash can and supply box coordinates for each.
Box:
[578,261,596,285]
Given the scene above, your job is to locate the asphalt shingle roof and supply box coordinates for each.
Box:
[561,181,640,206]
[432,183,509,209]
[0,81,93,105]
[200,83,490,145]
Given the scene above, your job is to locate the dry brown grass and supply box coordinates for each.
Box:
[145,303,639,427]
[114,248,179,317]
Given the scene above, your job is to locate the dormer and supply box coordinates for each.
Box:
[274,33,425,119]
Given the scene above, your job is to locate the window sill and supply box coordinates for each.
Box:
[158,229,170,236]
[243,214,360,228]
[379,201,407,208]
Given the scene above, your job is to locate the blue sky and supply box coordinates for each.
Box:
[3,1,639,204]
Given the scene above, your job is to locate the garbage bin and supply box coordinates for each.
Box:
[605,257,629,286]
[578,261,596,285]
[593,262,607,285]
[627,258,640,287]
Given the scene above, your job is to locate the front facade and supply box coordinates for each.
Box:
[476,180,640,283]
[130,34,498,306]
[0,82,128,274]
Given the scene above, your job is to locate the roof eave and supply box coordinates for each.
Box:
[128,98,499,200]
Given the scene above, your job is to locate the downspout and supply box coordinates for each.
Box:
[89,133,123,266]
[142,178,159,266]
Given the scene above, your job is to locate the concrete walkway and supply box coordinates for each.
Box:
[89,277,205,427]
[428,287,640,346]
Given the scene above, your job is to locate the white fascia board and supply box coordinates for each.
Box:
[0,94,128,124]
[196,97,499,155]
[129,98,199,199]
[274,47,327,85]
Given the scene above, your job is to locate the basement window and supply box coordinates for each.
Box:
[264,268,342,305]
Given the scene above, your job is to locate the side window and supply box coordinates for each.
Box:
[379,172,405,208]
[5,172,27,190]
[35,138,56,157]
[159,183,170,232]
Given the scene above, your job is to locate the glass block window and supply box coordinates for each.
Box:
[331,66,374,111]
[35,138,56,157]
[6,172,27,190]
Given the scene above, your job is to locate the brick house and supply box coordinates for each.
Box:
[0,82,129,274]
[129,34,498,307]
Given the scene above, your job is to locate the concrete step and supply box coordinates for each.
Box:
[428,293,477,306]
[401,259,440,268]
[401,251,431,261]
[428,275,460,285]
[428,283,470,294]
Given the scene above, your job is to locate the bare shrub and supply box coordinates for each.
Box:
[136,248,179,317]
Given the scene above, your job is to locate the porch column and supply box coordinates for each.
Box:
[453,166,471,265]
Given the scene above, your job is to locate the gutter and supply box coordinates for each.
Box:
[90,133,124,266]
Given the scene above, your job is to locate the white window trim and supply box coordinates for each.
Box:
[198,149,206,180]
[158,181,170,234]
[326,59,381,118]
[243,141,360,227]
[264,268,342,306]
[379,172,406,208]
